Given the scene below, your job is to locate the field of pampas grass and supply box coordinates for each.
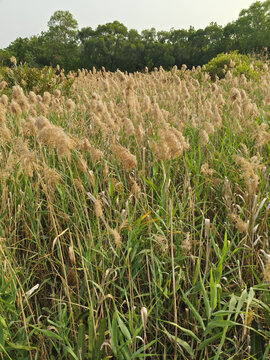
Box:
[0,61,270,359]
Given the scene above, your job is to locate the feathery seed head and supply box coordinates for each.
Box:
[10,100,22,117]
[54,89,61,98]
[10,56,17,65]
[0,94,8,107]
[0,81,7,91]
[122,117,135,137]
[28,91,37,104]
[68,246,76,266]
[12,85,24,100]
[200,129,209,146]
[66,98,76,112]
[43,92,51,106]
[109,227,121,247]
[111,144,137,172]
[130,178,141,196]
[141,307,148,332]
[0,103,6,124]
[230,87,241,102]
[43,164,61,190]
[35,116,50,130]
[95,197,103,218]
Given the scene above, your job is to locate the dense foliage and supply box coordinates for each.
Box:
[0,0,270,72]
[205,51,265,80]
[0,62,74,96]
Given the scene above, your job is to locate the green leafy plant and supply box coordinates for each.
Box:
[205,51,264,80]
[0,62,74,96]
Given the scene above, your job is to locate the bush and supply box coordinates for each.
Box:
[205,51,264,81]
[0,61,74,96]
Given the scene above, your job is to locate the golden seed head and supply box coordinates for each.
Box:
[10,100,22,117]
[200,163,216,176]
[122,117,135,137]
[181,232,192,255]
[88,170,95,188]
[35,116,50,130]
[203,122,215,135]
[0,124,11,143]
[200,129,209,146]
[43,164,61,190]
[43,92,51,106]
[130,178,141,196]
[0,103,6,124]
[109,227,121,247]
[12,85,24,100]
[0,94,9,107]
[230,87,241,102]
[10,56,17,65]
[36,95,43,103]
[228,213,248,234]
[77,156,88,173]
[95,197,103,218]
[68,246,76,265]
[28,91,37,104]
[73,178,84,192]
[54,89,61,98]
[211,83,219,92]
[155,234,169,254]
[0,81,7,91]
[116,70,126,82]
[141,307,148,332]
[66,98,76,112]
[111,144,137,172]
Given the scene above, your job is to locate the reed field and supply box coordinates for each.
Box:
[0,59,270,359]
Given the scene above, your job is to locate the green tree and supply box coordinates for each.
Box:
[44,10,79,70]
[47,10,78,44]
[224,0,270,53]
[6,38,33,65]
[79,22,145,72]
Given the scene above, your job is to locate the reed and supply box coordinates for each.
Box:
[0,59,269,359]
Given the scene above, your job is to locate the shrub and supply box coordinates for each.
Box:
[205,51,264,80]
[0,61,74,96]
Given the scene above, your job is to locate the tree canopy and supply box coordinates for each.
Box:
[1,1,269,72]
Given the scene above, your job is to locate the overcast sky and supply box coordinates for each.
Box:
[0,0,256,49]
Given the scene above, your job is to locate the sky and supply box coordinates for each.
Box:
[0,0,256,49]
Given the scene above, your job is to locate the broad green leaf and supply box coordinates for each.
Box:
[204,319,238,336]
[198,333,220,351]
[199,273,211,319]
[0,343,13,360]
[30,325,63,341]
[161,327,194,357]
[181,289,206,331]
[131,340,156,359]
[64,345,79,360]
[161,320,200,342]
[116,313,131,341]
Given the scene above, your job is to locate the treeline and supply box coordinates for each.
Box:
[0,0,269,72]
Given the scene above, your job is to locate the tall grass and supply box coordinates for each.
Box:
[0,61,270,359]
